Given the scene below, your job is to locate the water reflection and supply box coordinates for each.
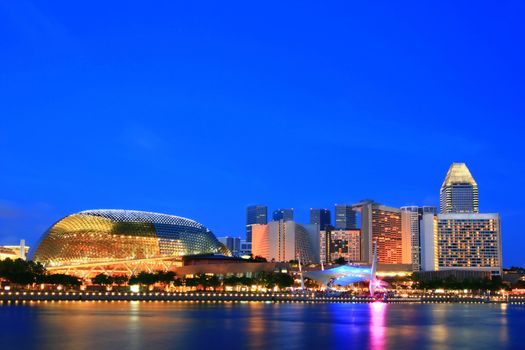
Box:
[369,302,387,350]
[0,302,523,350]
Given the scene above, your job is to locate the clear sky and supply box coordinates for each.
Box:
[1,1,524,266]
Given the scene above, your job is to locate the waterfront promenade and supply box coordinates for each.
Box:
[2,290,524,304]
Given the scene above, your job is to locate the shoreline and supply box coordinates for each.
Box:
[2,291,524,304]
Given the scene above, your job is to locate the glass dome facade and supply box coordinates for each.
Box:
[32,209,230,267]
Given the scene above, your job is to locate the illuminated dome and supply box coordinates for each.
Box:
[32,209,230,267]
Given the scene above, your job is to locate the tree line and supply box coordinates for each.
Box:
[0,258,81,286]
[91,271,294,289]
[0,258,294,290]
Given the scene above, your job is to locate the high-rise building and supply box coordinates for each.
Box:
[437,213,502,276]
[320,227,360,264]
[420,211,438,272]
[401,206,419,268]
[310,208,331,230]
[217,237,241,256]
[246,205,267,243]
[272,208,294,222]
[401,206,438,271]
[353,200,405,266]
[251,221,320,264]
[335,204,357,229]
[440,163,479,214]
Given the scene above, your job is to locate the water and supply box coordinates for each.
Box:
[1,301,524,350]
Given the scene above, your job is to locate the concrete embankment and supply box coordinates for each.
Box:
[1,291,525,304]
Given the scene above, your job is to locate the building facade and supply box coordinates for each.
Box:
[0,240,29,261]
[320,228,360,264]
[353,200,406,266]
[420,211,438,272]
[310,208,331,230]
[251,221,320,264]
[335,204,357,229]
[437,213,502,276]
[246,205,268,243]
[401,206,419,268]
[440,163,479,214]
[401,206,438,271]
[272,208,294,222]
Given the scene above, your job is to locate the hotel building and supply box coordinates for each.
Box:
[353,200,408,267]
[251,221,320,264]
[437,213,502,276]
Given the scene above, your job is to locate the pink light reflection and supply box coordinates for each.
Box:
[369,301,387,350]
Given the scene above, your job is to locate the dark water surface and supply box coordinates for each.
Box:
[1,301,523,349]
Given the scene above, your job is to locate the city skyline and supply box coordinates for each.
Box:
[1,2,524,267]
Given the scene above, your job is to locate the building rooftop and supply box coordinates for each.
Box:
[442,163,477,188]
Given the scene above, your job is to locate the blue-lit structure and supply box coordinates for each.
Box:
[303,247,379,295]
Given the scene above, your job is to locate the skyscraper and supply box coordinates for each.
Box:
[335,204,356,229]
[246,205,267,243]
[440,163,479,214]
[272,208,294,222]
[310,208,331,230]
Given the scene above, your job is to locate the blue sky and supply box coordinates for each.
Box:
[1,1,524,266]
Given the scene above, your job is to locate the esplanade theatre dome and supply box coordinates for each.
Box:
[32,209,231,267]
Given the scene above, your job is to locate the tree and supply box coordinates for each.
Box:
[155,271,176,286]
[40,274,81,286]
[112,275,129,286]
[129,272,158,286]
[92,273,113,286]
[273,273,294,289]
[0,258,46,285]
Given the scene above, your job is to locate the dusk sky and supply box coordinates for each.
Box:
[1,1,524,266]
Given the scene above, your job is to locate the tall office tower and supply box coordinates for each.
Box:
[335,204,357,229]
[353,200,403,265]
[401,206,438,271]
[440,163,479,214]
[310,209,331,230]
[251,221,320,264]
[272,208,294,222]
[320,227,360,264]
[246,205,268,243]
[217,237,241,256]
[401,207,419,268]
[437,213,502,276]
